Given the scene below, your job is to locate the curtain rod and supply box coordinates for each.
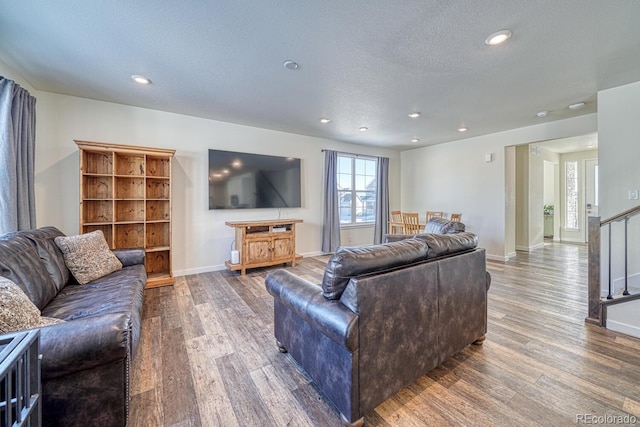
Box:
[321,149,374,158]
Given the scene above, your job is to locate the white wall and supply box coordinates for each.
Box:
[543,161,555,206]
[401,114,597,260]
[607,299,640,339]
[504,146,516,257]
[515,145,530,250]
[515,145,558,251]
[598,81,640,332]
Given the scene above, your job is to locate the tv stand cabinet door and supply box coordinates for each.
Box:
[245,238,271,266]
[272,235,294,263]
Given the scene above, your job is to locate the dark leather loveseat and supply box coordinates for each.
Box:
[265,231,490,426]
[0,226,145,427]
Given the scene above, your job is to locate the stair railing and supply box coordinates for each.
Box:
[587,205,640,325]
[600,205,640,298]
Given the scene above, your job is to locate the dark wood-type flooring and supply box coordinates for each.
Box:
[130,243,640,426]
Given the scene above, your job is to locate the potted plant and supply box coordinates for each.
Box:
[544,205,554,215]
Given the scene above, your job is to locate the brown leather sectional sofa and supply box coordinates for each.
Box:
[0,226,145,427]
[265,230,491,425]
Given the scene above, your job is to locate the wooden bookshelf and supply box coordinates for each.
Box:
[76,140,176,288]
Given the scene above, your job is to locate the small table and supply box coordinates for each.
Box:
[0,329,41,427]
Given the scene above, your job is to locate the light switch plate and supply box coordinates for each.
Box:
[629,190,639,200]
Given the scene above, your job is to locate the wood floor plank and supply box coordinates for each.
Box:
[291,382,342,426]
[161,327,202,427]
[447,378,537,427]
[250,365,315,427]
[159,285,182,331]
[185,273,210,306]
[194,302,235,359]
[129,388,163,427]
[216,353,277,427]
[129,243,640,426]
[130,315,162,395]
[623,397,640,418]
[174,276,205,341]
[185,336,239,427]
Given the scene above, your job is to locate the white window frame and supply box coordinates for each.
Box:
[337,154,378,227]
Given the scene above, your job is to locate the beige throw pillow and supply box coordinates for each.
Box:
[54,230,123,285]
[0,276,64,333]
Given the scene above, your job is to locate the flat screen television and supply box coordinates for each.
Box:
[208,149,302,209]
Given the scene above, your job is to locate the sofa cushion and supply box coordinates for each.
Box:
[0,232,59,310]
[322,238,429,300]
[22,226,70,292]
[54,230,123,285]
[41,264,146,320]
[424,217,465,234]
[414,232,478,258]
[0,276,64,333]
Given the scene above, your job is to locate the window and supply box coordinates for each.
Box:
[566,160,579,229]
[337,155,377,225]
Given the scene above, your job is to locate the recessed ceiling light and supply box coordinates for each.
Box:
[131,75,151,85]
[283,60,299,70]
[536,110,548,118]
[408,112,421,118]
[320,118,331,124]
[411,138,420,143]
[458,127,468,132]
[568,102,585,110]
[485,30,512,46]
[359,126,368,132]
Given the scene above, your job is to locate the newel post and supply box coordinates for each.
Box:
[586,216,602,325]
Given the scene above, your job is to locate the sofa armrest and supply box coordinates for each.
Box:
[112,248,145,267]
[38,312,131,380]
[265,270,359,352]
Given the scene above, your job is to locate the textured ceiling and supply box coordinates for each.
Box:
[1,1,639,150]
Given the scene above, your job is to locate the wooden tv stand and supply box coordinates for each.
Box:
[225,219,303,275]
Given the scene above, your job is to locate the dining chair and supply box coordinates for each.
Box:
[450,213,462,222]
[426,211,444,222]
[402,212,422,234]
[389,210,404,234]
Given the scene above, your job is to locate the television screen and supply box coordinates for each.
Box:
[208,149,302,209]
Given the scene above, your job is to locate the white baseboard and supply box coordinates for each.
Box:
[301,250,325,257]
[174,264,226,277]
[606,319,640,339]
[515,243,545,252]
[560,237,584,243]
[486,254,509,262]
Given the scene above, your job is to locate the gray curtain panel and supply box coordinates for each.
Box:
[321,149,341,253]
[0,77,37,235]
[373,156,389,244]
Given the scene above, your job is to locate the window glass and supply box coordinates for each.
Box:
[566,161,579,229]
